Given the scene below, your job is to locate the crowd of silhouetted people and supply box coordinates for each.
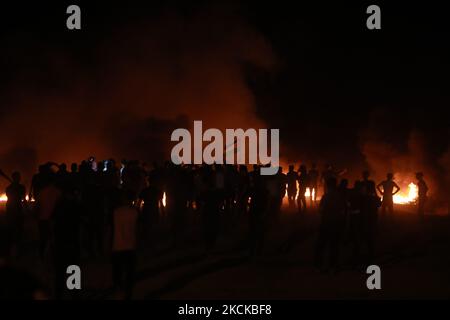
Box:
[0,158,429,299]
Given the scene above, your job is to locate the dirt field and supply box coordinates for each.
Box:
[2,204,450,299]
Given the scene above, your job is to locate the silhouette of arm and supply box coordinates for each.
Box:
[28,184,33,200]
[392,182,400,195]
[20,186,26,202]
[29,176,36,199]
[0,169,12,183]
[376,182,384,195]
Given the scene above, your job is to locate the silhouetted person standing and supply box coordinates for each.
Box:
[276,167,287,214]
[357,170,380,264]
[148,162,165,217]
[165,165,189,248]
[286,165,298,209]
[69,163,82,194]
[266,167,285,222]
[84,168,104,258]
[5,172,26,253]
[139,176,163,246]
[308,163,319,204]
[53,183,81,299]
[200,170,222,253]
[237,165,250,216]
[37,170,60,260]
[348,181,364,266]
[248,173,269,256]
[416,172,428,220]
[314,177,346,273]
[338,179,350,210]
[56,163,70,188]
[321,164,335,196]
[377,173,400,218]
[111,191,139,299]
[297,165,308,214]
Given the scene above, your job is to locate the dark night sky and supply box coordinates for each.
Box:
[0,1,449,193]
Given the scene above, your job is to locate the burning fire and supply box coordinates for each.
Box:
[284,183,318,203]
[0,194,35,203]
[393,183,418,205]
[0,184,420,207]
[304,187,316,199]
[282,182,419,206]
[162,192,166,207]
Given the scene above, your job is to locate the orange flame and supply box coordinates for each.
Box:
[0,194,35,203]
[162,192,166,207]
[393,183,418,205]
[283,183,318,205]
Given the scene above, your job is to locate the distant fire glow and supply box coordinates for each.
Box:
[0,194,34,203]
[281,181,419,206]
[283,183,317,204]
[0,183,420,206]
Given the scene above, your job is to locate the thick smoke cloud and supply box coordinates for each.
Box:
[0,4,276,186]
[360,107,449,205]
[0,2,447,211]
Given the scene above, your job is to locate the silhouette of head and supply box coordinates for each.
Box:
[289,165,294,172]
[106,160,114,171]
[416,172,424,180]
[339,179,348,189]
[70,163,78,173]
[387,173,393,180]
[59,163,67,172]
[11,171,21,183]
[80,160,88,172]
[362,170,370,180]
[44,163,53,174]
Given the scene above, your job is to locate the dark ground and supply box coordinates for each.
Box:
[2,204,450,300]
